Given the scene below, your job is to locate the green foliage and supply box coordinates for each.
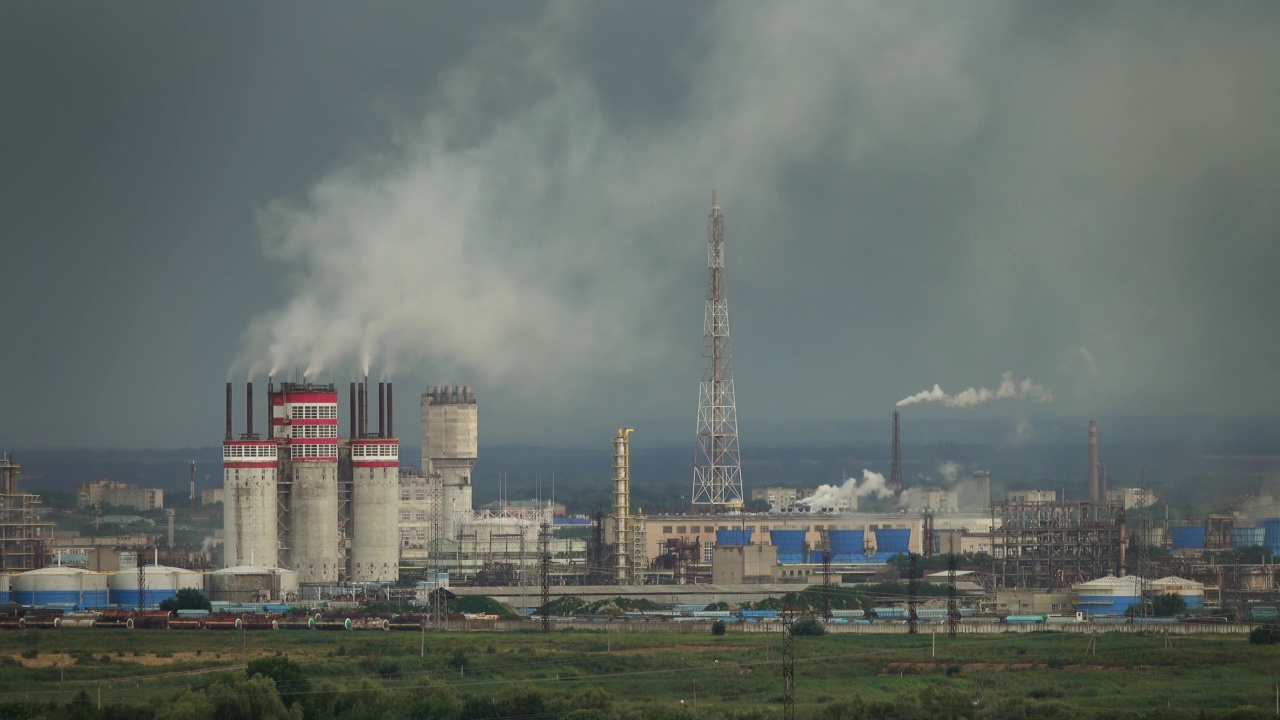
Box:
[1249,625,1280,644]
[711,620,727,636]
[20,649,37,660]
[542,595,666,616]
[1151,593,1188,617]
[448,595,520,620]
[246,655,311,713]
[790,616,826,637]
[158,588,212,612]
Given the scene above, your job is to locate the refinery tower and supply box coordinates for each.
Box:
[222,379,399,587]
[421,386,478,545]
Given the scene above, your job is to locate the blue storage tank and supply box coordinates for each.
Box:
[1169,526,1205,550]
[11,567,109,607]
[871,528,911,562]
[828,530,865,563]
[1263,518,1280,555]
[1232,527,1265,548]
[770,530,807,565]
[715,529,752,547]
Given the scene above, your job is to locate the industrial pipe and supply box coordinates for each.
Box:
[358,383,366,438]
[246,382,254,438]
[378,382,386,438]
[386,382,394,437]
[1088,421,1099,502]
[225,383,233,440]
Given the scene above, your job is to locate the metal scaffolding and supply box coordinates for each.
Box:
[992,500,1126,590]
[0,453,53,572]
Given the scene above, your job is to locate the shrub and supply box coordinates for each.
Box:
[790,617,825,637]
[1249,625,1280,645]
[711,620,727,636]
[20,649,38,660]
[159,588,212,612]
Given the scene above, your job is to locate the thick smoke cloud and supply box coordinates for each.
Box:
[233,1,1280,424]
[897,372,1052,408]
[796,470,893,509]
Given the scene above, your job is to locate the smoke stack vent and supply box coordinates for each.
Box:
[246,382,254,438]
[349,382,357,438]
[225,382,233,441]
[266,379,274,439]
[378,382,386,438]
[1088,420,1099,502]
[387,382,394,437]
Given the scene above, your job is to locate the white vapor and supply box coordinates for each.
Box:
[798,470,893,508]
[896,372,1053,408]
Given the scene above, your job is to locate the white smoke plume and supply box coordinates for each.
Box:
[896,372,1053,408]
[797,470,893,509]
[936,460,962,485]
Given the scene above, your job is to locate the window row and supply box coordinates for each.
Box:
[289,404,338,420]
[223,445,276,459]
[352,444,398,458]
[290,444,338,458]
[291,425,338,439]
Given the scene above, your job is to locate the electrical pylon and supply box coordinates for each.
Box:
[692,191,743,512]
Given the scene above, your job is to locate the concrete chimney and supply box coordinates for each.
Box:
[246,382,254,438]
[349,382,357,439]
[378,382,386,438]
[266,379,274,439]
[225,382,233,441]
[386,383,394,438]
[1088,420,1099,502]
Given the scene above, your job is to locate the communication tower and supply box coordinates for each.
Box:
[692,191,743,512]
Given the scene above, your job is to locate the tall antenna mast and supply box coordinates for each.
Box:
[692,190,743,513]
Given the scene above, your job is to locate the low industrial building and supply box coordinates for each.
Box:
[77,479,164,511]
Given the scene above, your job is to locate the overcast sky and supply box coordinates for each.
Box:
[2,1,1278,450]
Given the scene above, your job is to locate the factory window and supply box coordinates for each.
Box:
[414,492,425,501]
[415,512,427,521]
[718,526,728,531]
[662,526,672,533]
[761,525,769,532]
[676,526,686,534]
[400,529,410,540]
[400,511,410,522]
[400,491,410,501]
[704,526,714,533]
[746,526,755,532]
[703,542,714,564]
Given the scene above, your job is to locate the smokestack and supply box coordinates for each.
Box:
[225,383,233,441]
[1088,420,1099,502]
[1100,465,1109,500]
[387,383,394,437]
[266,378,274,440]
[246,382,254,438]
[378,382,386,438]
[358,381,367,438]
[349,382,357,438]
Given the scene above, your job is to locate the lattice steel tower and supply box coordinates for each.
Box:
[692,191,743,512]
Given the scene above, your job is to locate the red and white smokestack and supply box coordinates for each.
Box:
[378,382,386,438]
[246,382,254,438]
[349,382,357,438]
[1088,420,1099,502]
[225,383,233,441]
[386,382,394,438]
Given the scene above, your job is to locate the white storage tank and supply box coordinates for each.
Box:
[205,565,299,603]
[1149,576,1205,610]
[11,567,109,607]
[108,565,204,609]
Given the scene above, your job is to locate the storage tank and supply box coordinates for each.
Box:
[1169,525,1206,550]
[1232,527,1265,548]
[108,565,204,609]
[828,530,865,563]
[1149,576,1205,611]
[871,528,911,562]
[1072,574,1142,616]
[205,566,300,603]
[770,530,806,565]
[715,530,752,547]
[350,439,401,583]
[0,574,9,605]
[11,567,108,607]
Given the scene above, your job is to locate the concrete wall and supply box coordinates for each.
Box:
[223,466,277,568]
[351,465,400,583]
[711,543,778,584]
[290,462,338,583]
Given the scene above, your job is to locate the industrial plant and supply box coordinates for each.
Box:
[4,193,1280,628]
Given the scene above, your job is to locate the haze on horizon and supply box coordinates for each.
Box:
[2,1,1278,451]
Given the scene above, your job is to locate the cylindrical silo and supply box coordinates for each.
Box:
[205,565,300,603]
[351,439,401,583]
[108,565,204,609]
[872,528,912,562]
[1169,526,1205,550]
[12,567,108,607]
[770,530,806,564]
[828,530,865,562]
[223,439,279,568]
[279,383,341,585]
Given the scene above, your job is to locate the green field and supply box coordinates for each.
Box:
[1,627,1278,719]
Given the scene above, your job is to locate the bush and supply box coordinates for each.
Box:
[20,649,37,660]
[159,588,212,612]
[1249,625,1280,645]
[711,620,727,636]
[790,617,825,637]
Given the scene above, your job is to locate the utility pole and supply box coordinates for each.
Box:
[781,598,795,720]
[947,545,959,638]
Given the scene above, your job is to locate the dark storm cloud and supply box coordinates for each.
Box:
[2,1,1278,449]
